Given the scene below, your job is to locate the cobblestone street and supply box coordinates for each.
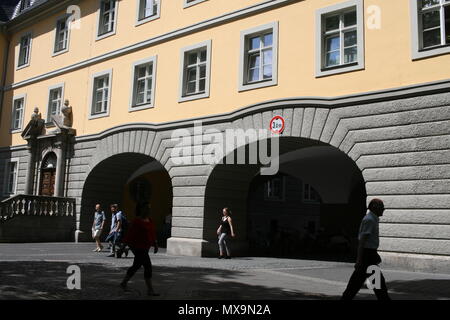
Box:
[0,243,449,300]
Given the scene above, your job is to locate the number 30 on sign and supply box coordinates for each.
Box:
[270,116,285,134]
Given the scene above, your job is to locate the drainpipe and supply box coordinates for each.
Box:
[0,23,10,136]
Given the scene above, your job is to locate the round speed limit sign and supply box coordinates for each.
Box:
[270,116,285,134]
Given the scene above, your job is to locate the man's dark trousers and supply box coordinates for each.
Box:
[342,248,390,300]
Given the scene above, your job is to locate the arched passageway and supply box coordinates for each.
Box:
[80,153,172,245]
[203,137,366,261]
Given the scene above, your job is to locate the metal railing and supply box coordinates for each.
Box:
[0,194,76,222]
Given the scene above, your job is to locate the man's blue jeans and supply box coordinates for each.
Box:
[106,231,122,254]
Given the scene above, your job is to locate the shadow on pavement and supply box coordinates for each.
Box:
[0,261,126,300]
[0,261,448,300]
[0,261,335,300]
[387,279,450,299]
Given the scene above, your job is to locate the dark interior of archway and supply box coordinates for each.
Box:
[80,153,172,245]
[246,173,366,262]
[203,137,367,262]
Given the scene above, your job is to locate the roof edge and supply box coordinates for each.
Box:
[5,0,75,32]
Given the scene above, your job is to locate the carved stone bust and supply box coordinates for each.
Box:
[51,99,76,135]
[21,107,45,139]
[31,107,42,121]
[61,99,73,128]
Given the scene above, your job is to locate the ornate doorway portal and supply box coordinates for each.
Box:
[40,153,57,196]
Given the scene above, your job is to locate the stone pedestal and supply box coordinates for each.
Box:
[24,142,36,195]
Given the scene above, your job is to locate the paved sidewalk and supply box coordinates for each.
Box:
[0,243,449,300]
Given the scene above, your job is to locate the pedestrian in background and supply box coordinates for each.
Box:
[91,204,105,252]
[120,201,159,296]
[217,207,235,259]
[114,205,129,258]
[106,204,120,257]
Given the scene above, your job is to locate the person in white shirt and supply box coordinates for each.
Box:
[341,198,391,300]
[91,204,105,252]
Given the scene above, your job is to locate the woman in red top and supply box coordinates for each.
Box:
[120,201,159,296]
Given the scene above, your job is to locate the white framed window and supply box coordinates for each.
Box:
[303,183,320,203]
[264,176,285,201]
[136,0,160,26]
[315,0,364,77]
[46,84,65,123]
[17,32,32,69]
[96,0,118,40]
[89,70,113,119]
[11,94,26,133]
[179,40,211,102]
[130,56,157,111]
[183,0,208,9]
[411,0,450,60]
[3,158,20,196]
[53,15,70,55]
[239,22,278,92]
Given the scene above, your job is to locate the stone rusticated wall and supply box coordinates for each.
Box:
[74,92,450,264]
[1,90,449,271]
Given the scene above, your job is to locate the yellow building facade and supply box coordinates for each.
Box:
[1,0,450,271]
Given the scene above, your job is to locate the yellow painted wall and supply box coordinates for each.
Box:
[5,0,263,85]
[2,0,450,147]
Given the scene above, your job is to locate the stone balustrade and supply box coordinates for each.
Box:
[0,195,75,222]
